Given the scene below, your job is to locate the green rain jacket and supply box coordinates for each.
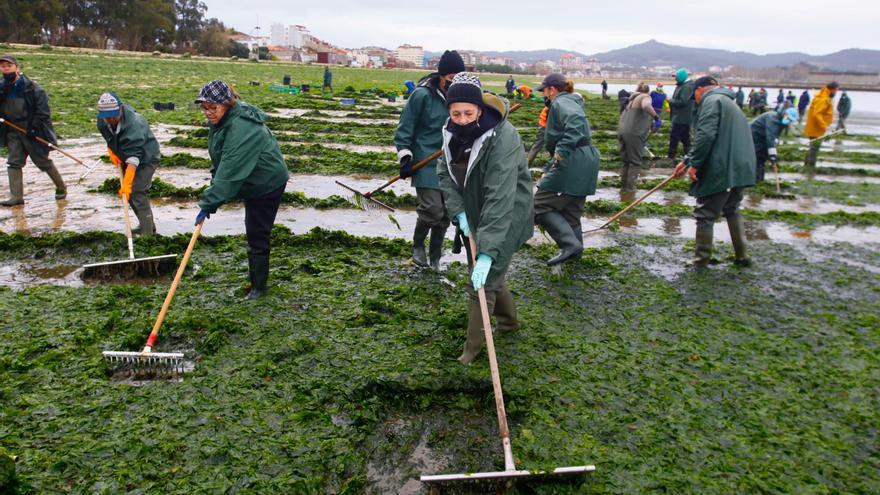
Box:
[670,80,695,125]
[538,91,600,197]
[837,94,851,119]
[749,111,785,152]
[0,74,57,156]
[198,101,289,213]
[686,88,756,198]
[438,93,534,283]
[394,76,448,189]
[97,103,160,166]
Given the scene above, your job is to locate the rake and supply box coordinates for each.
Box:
[103,220,204,378]
[584,173,677,233]
[338,103,522,213]
[420,235,595,489]
[0,118,101,180]
[82,166,176,279]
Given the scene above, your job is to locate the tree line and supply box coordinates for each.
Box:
[0,0,250,57]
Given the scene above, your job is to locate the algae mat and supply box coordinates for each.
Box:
[0,228,878,493]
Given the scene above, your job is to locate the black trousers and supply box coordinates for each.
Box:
[667,123,691,159]
[245,184,286,256]
[755,148,768,182]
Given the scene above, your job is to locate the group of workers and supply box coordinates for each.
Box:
[0,49,857,365]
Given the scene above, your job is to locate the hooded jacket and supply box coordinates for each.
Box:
[686,88,756,197]
[0,74,57,156]
[437,92,533,283]
[198,101,290,213]
[804,87,834,138]
[750,111,786,153]
[394,75,448,189]
[97,103,160,167]
[669,80,695,125]
[619,92,656,141]
[539,91,600,197]
[837,93,851,119]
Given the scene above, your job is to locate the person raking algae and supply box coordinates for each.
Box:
[803,81,839,170]
[194,80,289,300]
[0,54,66,206]
[534,73,600,266]
[673,76,756,268]
[97,92,160,235]
[618,82,660,193]
[395,50,464,270]
[436,73,533,365]
[750,106,799,183]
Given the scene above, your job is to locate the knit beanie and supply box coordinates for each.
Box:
[438,50,465,76]
[97,92,122,119]
[445,73,483,108]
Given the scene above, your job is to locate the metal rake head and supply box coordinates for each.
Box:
[334,180,394,213]
[103,350,187,379]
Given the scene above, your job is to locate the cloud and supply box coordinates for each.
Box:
[204,0,880,55]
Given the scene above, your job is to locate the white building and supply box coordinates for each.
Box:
[269,24,310,48]
[395,44,425,68]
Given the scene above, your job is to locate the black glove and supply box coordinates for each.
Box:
[399,155,414,179]
[27,128,38,140]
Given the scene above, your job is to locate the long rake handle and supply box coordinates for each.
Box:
[366,149,442,197]
[118,165,135,259]
[467,235,516,472]
[773,160,781,193]
[808,129,844,144]
[143,221,203,352]
[593,174,676,231]
[366,104,523,197]
[0,118,91,169]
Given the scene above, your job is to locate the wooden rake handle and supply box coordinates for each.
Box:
[143,221,203,352]
[0,118,91,168]
[467,235,517,472]
[593,174,677,232]
[366,103,523,197]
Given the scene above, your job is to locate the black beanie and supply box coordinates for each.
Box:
[445,73,483,107]
[438,50,465,76]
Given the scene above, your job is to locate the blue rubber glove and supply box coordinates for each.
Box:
[455,211,470,237]
[194,209,210,226]
[471,254,493,290]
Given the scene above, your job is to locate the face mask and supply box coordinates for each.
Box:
[2,72,16,83]
[544,97,551,107]
[448,119,482,142]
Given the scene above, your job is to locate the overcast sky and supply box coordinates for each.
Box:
[205,0,878,56]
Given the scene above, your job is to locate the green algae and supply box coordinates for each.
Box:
[1,228,878,493]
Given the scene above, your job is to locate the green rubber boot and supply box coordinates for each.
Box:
[1,168,24,206]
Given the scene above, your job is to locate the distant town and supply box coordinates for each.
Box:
[223,24,879,89]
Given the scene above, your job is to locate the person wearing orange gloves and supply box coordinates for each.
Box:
[97,92,160,235]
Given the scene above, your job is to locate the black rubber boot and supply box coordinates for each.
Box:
[538,212,583,266]
[412,219,429,267]
[428,226,446,270]
[245,254,269,300]
[1,168,24,206]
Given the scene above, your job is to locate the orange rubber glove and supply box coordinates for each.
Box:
[107,147,123,167]
[119,165,136,198]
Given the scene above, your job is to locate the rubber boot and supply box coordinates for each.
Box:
[1,168,24,206]
[133,208,156,236]
[45,165,66,200]
[412,219,429,267]
[625,165,641,192]
[727,214,751,266]
[619,165,633,192]
[693,225,714,269]
[493,287,520,333]
[245,254,269,300]
[538,212,583,266]
[428,226,446,270]
[458,301,486,365]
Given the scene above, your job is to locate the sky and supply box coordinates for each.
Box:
[204,0,879,56]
